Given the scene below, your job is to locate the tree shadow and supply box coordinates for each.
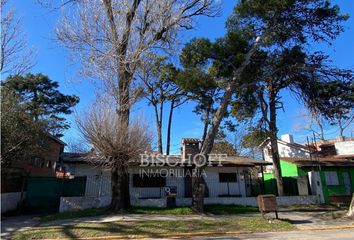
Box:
[56,221,171,239]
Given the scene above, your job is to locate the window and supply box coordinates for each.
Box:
[30,157,43,167]
[325,171,339,186]
[133,174,166,188]
[219,173,237,183]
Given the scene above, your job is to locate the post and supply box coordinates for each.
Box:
[17,171,28,215]
[261,165,265,194]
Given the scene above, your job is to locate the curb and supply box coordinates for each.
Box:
[299,224,354,231]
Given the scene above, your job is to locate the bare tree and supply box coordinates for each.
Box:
[65,137,89,153]
[336,110,354,140]
[296,109,329,142]
[55,0,219,210]
[77,97,153,210]
[0,0,36,76]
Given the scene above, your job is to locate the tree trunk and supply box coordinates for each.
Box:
[111,163,130,211]
[154,103,163,154]
[201,107,211,145]
[191,36,264,212]
[269,88,284,196]
[191,169,205,213]
[319,122,325,141]
[111,69,132,211]
[166,99,175,155]
[338,119,344,140]
[103,0,138,212]
[33,89,39,121]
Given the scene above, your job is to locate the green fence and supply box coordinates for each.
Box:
[25,176,86,211]
[264,177,299,196]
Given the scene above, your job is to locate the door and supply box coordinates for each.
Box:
[342,172,352,195]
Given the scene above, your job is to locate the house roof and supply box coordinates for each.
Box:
[62,152,89,163]
[181,138,201,144]
[47,134,66,146]
[332,154,354,159]
[281,157,354,167]
[208,156,271,167]
[62,152,271,168]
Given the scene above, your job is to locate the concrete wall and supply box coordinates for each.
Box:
[205,197,257,206]
[276,195,321,205]
[1,192,24,213]
[189,196,319,207]
[131,198,166,207]
[59,195,321,212]
[59,196,111,212]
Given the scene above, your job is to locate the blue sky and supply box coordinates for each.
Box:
[9,0,354,154]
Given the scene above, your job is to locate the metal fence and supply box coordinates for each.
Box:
[85,175,111,197]
[83,175,246,199]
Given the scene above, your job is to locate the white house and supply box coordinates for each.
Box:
[259,134,311,164]
[59,138,272,210]
[58,138,321,212]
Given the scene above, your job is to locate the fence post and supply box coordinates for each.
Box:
[99,175,103,197]
[17,172,29,215]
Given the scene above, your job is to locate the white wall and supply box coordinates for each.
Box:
[335,141,354,155]
[263,141,310,163]
[204,167,246,197]
[263,141,310,172]
[66,163,110,177]
[1,192,24,213]
[59,195,322,212]
[278,143,310,159]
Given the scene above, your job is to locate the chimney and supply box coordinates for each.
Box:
[281,134,294,144]
[336,135,345,142]
[181,138,200,161]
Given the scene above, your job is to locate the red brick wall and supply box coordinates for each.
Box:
[10,137,64,177]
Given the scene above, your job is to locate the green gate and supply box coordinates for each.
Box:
[25,176,86,211]
[264,177,299,196]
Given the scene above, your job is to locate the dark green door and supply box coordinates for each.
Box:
[25,176,86,212]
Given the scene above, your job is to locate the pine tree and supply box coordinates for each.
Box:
[3,73,79,137]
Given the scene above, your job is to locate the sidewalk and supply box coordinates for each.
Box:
[264,210,354,230]
[1,215,39,239]
[2,211,354,239]
[40,214,211,226]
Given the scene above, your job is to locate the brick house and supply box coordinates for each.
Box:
[1,134,65,193]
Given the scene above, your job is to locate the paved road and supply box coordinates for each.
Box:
[186,229,354,240]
